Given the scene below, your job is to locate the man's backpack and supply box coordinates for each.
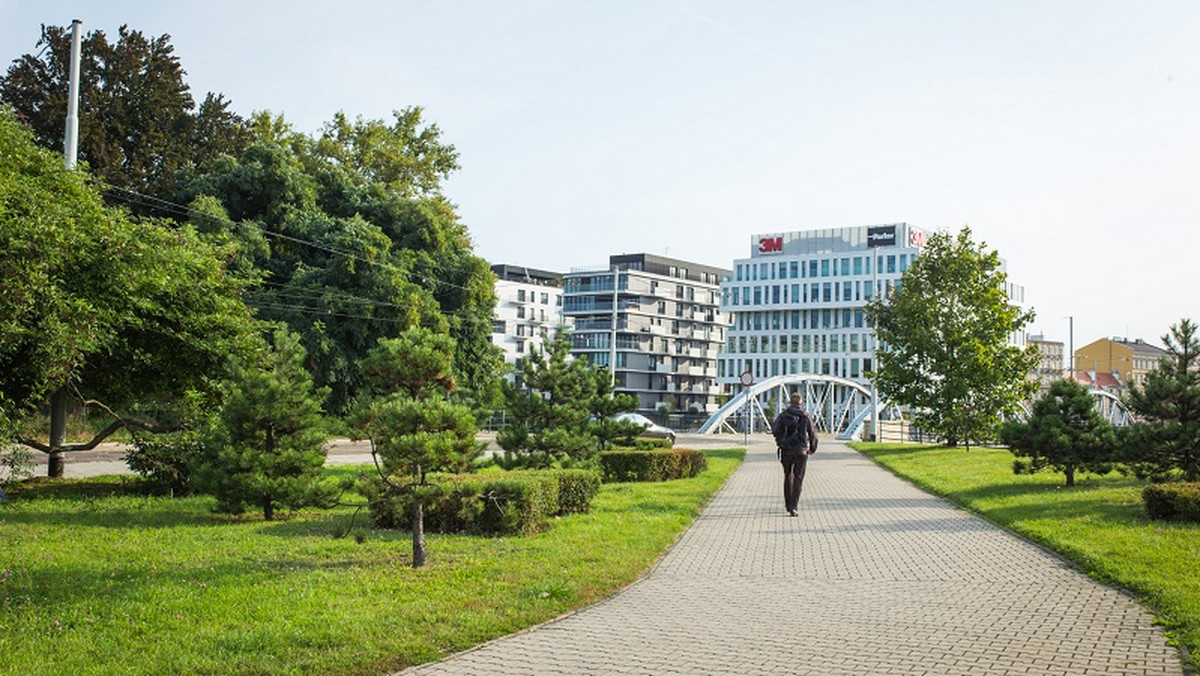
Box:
[773,409,807,451]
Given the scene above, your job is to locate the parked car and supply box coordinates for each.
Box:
[612,412,676,446]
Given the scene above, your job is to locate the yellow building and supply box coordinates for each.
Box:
[1074,337,1167,389]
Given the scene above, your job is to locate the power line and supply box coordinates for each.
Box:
[95,180,495,301]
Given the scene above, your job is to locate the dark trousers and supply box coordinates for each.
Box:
[781,451,809,512]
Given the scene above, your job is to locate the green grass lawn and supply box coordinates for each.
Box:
[854,442,1200,672]
[0,449,743,676]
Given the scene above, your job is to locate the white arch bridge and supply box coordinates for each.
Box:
[697,375,891,441]
[697,375,1133,440]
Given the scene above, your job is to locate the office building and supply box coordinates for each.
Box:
[716,223,1027,387]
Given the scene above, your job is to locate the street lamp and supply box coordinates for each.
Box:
[1065,316,1074,379]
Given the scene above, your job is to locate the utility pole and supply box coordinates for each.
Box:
[1065,316,1074,379]
[49,18,84,478]
[64,19,82,169]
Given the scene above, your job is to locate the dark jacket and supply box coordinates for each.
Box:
[772,405,818,456]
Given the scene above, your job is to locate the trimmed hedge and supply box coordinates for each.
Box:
[364,468,602,536]
[600,449,707,482]
[507,469,601,515]
[1142,482,1200,522]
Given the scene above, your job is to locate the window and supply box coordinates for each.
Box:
[853,257,863,275]
[517,306,525,319]
[540,292,549,304]
[517,289,526,302]
[841,258,850,275]
[821,259,830,277]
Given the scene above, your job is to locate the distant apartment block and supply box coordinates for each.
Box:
[1075,337,1168,389]
[562,254,731,413]
[1027,334,1064,390]
[491,264,568,384]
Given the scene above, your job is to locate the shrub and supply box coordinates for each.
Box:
[600,450,707,482]
[507,469,601,515]
[1142,482,1200,522]
[0,443,34,484]
[125,433,206,496]
[552,469,601,514]
[365,472,563,536]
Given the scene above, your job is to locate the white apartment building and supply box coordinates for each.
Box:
[562,254,731,413]
[717,223,1027,389]
[491,264,568,384]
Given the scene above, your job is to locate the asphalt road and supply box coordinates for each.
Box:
[23,433,746,479]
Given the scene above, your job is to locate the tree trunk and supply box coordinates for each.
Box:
[1065,464,1075,487]
[263,497,274,521]
[412,499,427,568]
[47,387,68,478]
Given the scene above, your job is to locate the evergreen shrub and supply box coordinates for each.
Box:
[1142,482,1200,522]
[600,449,707,482]
[367,471,582,535]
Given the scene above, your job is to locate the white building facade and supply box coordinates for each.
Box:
[562,254,731,413]
[717,223,1027,390]
[491,264,568,385]
[717,224,923,387]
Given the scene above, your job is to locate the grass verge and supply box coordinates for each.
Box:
[0,448,743,675]
[853,442,1200,672]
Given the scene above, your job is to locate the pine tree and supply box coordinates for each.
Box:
[1001,378,1117,487]
[1123,319,1200,482]
[497,326,639,469]
[201,328,336,520]
[357,327,478,568]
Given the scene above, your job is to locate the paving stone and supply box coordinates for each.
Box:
[399,437,1185,675]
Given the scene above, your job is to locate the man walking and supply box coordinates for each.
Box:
[772,392,817,516]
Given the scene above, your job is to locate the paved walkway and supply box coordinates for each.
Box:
[401,437,1184,676]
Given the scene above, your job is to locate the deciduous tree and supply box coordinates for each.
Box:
[179,115,500,412]
[865,227,1037,448]
[0,108,259,476]
[0,24,251,207]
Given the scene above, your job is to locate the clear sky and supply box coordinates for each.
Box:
[3,1,1197,354]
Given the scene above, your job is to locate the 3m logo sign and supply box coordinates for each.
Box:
[909,229,926,248]
[758,236,783,253]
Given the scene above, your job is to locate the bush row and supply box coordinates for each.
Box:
[1142,482,1200,522]
[600,449,707,482]
[365,469,601,536]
